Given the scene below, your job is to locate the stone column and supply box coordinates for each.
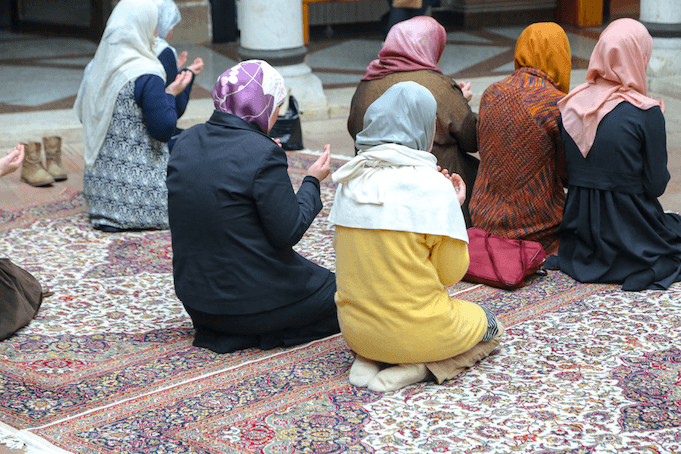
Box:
[237,0,327,110]
[640,0,681,93]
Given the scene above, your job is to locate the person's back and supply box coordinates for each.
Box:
[167,60,339,354]
[549,18,681,291]
[167,113,328,313]
[472,67,566,253]
[331,81,502,392]
[562,102,667,196]
[347,16,479,226]
[470,22,571,256]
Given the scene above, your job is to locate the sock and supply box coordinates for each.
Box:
[367,363,429,392]
[348,354,381,387]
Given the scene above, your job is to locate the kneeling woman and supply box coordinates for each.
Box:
[330,82,502,392]
[75,0,192,231]
[167,60,339,353]
[550,19,681,291]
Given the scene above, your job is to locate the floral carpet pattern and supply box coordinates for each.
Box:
[0,153,680,453]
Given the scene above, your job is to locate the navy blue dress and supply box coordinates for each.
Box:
[167,111,339,353]
[548,102,681,291]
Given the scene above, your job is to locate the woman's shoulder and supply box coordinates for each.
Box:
[134,74,165,90]
[603,101,664,125]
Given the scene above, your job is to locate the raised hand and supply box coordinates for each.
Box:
[458,81,473,102]
[437,166,466,206]
[165,70,193,97]
[0,144,25,177]
[177,51,188,70]
[188,57,204,76]
[307,144,331,182]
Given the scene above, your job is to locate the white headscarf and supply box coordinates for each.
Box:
[74,0,166,168]
[329,81,468,242]
[153,0,181,59]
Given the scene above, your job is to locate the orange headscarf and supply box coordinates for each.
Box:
[558,18,663,158]
[362,16,446,81]
[514,22,572,94]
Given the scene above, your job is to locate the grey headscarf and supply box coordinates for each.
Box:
[355,81,437,152]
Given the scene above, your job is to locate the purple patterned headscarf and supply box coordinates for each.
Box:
[212,60,287,132]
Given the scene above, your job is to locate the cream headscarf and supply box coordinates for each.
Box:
[558,18,663,158]
[74,0,166,168]
[329,81,468,242]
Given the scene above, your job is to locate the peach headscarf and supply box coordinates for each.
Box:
[514,22,572,94]
[362,16,446,81]
[558,18,663,158]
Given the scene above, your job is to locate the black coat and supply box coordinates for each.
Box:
[167,111,331,314]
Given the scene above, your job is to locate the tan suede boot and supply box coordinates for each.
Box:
[21,142,54,187]
[43,136,67,181]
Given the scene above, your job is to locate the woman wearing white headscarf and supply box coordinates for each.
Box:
[330,81,503,392]
[74,0,192,232]
[154,0,203,141]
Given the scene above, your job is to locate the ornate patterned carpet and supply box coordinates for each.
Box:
[1,153,680,454]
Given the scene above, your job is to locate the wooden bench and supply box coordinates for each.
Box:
[302,0,378,45]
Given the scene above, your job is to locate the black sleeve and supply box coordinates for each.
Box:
[253,144,323,249]
[642,106,670,198]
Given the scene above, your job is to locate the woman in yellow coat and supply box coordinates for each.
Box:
[330,81,503,392]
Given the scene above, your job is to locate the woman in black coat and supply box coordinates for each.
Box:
[548,19,681,291]
[167,60,339,353]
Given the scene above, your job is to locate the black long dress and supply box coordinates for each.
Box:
[548,102,681,291]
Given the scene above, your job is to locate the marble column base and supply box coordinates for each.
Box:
[648,37,681,93]
[275,63,328,110]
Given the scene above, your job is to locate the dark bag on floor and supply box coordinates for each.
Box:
[269,95,304,151]
[0,258,43,341]
[463,227,547,290]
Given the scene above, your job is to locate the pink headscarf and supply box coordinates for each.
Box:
[558,18,663,158]
[212,60,287,132]
[361,16,446,81]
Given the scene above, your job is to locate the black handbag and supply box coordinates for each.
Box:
[269,95,304,151]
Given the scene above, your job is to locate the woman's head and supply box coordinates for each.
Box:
[355,81,437,152]
[212,60,287,133]
[105,0,158,51]
[587,18,653,95]
[154,0,181,41]
[514,22,571,93]
[383,16,446,67]
[361,16,446,81]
